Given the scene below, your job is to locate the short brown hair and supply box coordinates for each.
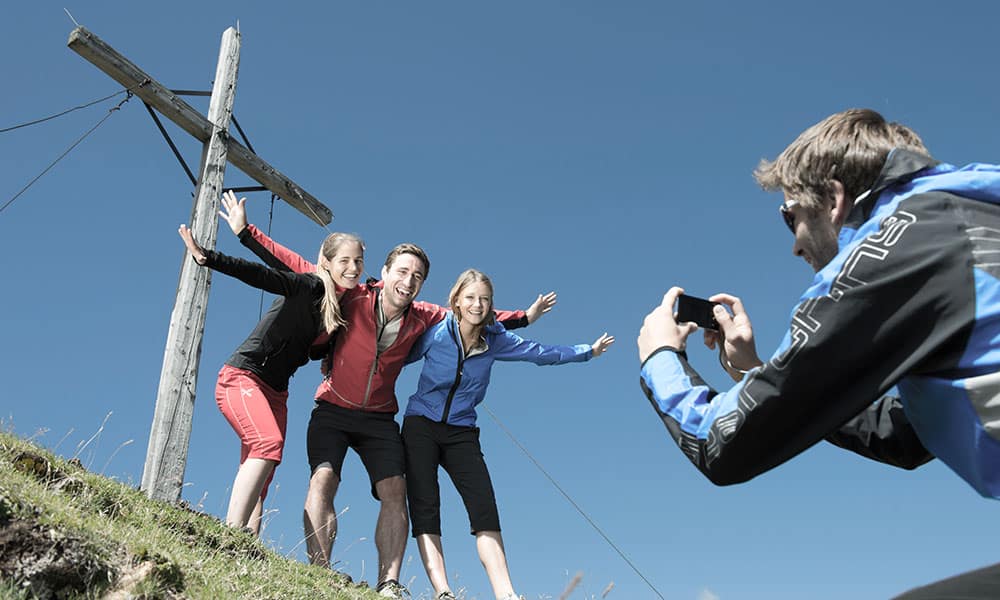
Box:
[383,243,430,279]
[754,109,930,210]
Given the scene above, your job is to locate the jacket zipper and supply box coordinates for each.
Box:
[362,288,404,409]
[362,296,385,408]
[440,320,465,423]
[362,332,383,408]
[260,340,288,367]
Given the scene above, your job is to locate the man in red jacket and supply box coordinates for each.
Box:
[221,193,551,598]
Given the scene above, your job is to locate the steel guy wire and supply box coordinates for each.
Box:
[482,403,666,600]
[1,88,134,134]
[0,92,135,216]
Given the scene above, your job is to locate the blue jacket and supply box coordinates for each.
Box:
[641,149,1000,499]
[405,312,592,426]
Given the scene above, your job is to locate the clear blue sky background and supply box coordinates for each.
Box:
[3,2,998,599]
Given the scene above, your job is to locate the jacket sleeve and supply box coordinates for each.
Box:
[493,330,592,365]
[825,395,935,470]
[238,224,316,274]
[494,309,528,330]
[640,198,970,485]
[413,303,528,330]
[405,328,435,365]
[202,249,314,297]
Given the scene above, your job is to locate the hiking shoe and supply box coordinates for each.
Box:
[376,579,410,598]
[436,592,458,600]
[498,594,524,600]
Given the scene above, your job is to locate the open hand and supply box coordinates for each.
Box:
[591,333,615,357]
[178,224,207,265]
[219,190,248,236]
[526,291,557,324]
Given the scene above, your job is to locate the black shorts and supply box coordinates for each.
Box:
[401,414,500,537]
[306,401,405,500]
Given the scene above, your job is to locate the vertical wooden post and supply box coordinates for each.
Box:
[69,25,332,502]
[141,27,241,502]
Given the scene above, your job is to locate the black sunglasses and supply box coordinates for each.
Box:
[779,200,800,233]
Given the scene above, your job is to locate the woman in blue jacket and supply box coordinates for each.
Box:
[402,269,613,600]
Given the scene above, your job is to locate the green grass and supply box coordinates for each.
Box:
[0,431,382,599]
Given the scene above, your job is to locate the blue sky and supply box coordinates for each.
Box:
[3,2,999,599]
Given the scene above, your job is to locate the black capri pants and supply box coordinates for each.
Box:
[401,414,501,537]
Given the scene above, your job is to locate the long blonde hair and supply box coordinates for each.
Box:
[315,232,365,333]
[448,269,495,333]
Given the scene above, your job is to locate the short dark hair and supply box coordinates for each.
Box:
[383,243,430,279]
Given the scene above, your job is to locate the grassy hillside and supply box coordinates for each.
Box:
[0,430,381,599]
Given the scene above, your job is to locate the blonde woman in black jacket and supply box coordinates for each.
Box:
[179,210,364,534]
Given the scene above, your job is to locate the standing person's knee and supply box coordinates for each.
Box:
[375,475,407,505]
[308,464,340,502]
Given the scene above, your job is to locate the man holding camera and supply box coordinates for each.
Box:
[637,108,1000,597]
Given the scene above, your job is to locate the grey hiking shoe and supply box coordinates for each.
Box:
[376,579,410,599]
[436,592,457,600]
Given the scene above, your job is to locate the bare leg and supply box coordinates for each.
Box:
[247,497,264,535]
[416,533,452,595]
[225,458,276,529]
[303,466,340,567]
[476,530,516,599]
[374,476,409,585]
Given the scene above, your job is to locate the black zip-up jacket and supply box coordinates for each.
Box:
[201,249,325,392]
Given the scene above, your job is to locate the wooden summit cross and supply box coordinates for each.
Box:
[68,26,333,502]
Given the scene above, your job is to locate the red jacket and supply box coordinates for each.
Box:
[241,225,527,413]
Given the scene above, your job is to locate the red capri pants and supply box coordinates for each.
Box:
[215,365,288,499]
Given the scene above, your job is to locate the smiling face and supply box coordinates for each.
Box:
[381,252,426,315]
[455,281,493,327]
[325,240,365,289]
[448,269,495,331]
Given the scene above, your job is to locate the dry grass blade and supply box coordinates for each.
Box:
[559,571,583,599]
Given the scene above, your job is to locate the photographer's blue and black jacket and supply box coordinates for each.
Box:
[640,149,1000,499]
